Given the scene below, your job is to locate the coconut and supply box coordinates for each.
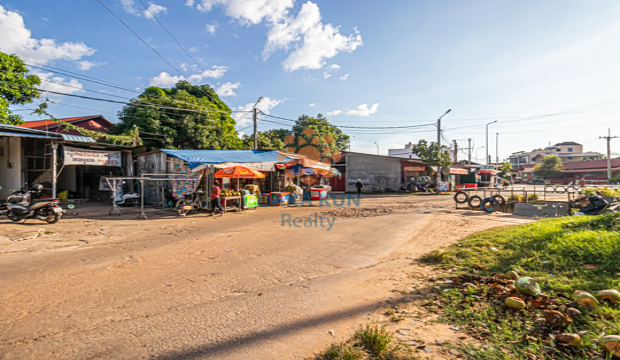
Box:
[504,271,519,280]
[514,277,541,296]
[505,297,526,310]
[555,333,583,348]
[599,335,620,357]
[573,291,599,309]
[597,289,620,305]
[566,308,582,320]
[544,310,571,326]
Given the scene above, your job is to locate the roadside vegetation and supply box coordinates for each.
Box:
[312,324,417,360]
[423,213,620,359]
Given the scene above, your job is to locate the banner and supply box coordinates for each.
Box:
[404,166,425,171]
[63,146,121,166]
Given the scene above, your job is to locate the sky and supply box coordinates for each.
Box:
[1,0,620,161]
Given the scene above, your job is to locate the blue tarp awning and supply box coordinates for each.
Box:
[161,149,293,169]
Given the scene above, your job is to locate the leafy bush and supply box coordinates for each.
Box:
[507,194,522,202]
[420,249,451,263]
[527,193,539,201]
[314,342,367,360]
[353,324,393,358]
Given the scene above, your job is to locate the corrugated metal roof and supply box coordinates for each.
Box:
[0,131,58,140]
[60,134,96,143]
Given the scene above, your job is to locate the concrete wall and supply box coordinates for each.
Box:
[0,137,23,199]
[57,165,77,192]
[345,154,402,192]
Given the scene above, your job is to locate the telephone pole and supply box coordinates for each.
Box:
[467,138,472,166]
[252,97,263,150]
[436,109,452,186]
[599,128,618,180]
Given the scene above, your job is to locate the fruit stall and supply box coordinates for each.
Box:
[215,165,265,212]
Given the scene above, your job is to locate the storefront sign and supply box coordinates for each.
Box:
[438,181,449,192]
[404,166,425,171]
[63,146,121,166]
[449,168,468,175]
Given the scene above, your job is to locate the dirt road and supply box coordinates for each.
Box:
[0,195,529,359]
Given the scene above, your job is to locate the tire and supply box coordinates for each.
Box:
[46,213,60,224]
[468,195,482,208]
[6,210,20,222]
[176,198,192,216]
[566,186,576,193]
[481,198,500,213]
[491,194,506,206]
[454,191,469,204]
[555,186,566,193]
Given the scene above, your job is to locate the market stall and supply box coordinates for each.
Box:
[214,165,264,211]
[477,169,499,188]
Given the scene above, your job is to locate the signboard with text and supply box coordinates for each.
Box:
[63,146,121,166]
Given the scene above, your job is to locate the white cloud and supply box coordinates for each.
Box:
[193,1,361,72]
[216,82,241,96]
[326,110,341,116]
[143,3,168,19]
[196,0,293,25]
[121,0,140,15]
[265,2,362,71]
[233,97,283,127]
[185,0,195,7]
[149,72,184,87]
[346,103,379,116]
[189,47,199,53]
[77,60,105,70]
[199,65,228,79]
[309,103,316,107]
[323,64,340,79]
[0,5,95,64]
[339,74,350,81]
[35,72,84,94]
[206,22,219,34]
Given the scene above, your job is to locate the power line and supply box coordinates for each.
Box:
[39,78,131,100]
[94,0,224,106]
[260,112,436,130]
[136,0,238,109]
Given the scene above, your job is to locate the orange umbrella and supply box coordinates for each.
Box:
[214,165,265,178]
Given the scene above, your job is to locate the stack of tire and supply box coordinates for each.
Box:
[454,191,505,213]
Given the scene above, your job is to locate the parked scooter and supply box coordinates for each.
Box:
[113,181,140,206]
[0,189,25,215]
[6,184,65,224]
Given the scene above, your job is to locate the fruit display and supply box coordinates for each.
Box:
[221,189,242,197]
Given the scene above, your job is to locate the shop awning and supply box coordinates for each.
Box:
[162,149,296,169]
[60,134,96,143]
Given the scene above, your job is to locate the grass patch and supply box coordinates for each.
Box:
[420,250,451,264]
[424,213,620,359]
[44,230,54,234]
[311,324,417,360]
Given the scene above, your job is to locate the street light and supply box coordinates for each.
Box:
[252,97,264,150]
[485,120,497,167]
[475,146,485,162]
[374,142,379,155]
[436,109,452,185]
[495,133,499,170]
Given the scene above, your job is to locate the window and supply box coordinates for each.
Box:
[556,149,560,151]
[568,147,573,152]
[567,157,573,161]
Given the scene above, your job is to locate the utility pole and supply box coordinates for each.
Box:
[453,140,458,162]
[467,138,472,166]
[599,128,618,180]
[486,121,497,168]
[252,97,263,150]
[436,109,452,185]
[496,133,499,170]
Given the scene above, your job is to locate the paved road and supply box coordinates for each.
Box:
[0,196,459,360]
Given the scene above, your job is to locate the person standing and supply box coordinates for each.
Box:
[579,177,587,188]
[210,180,224,217]
[355,179,365,199]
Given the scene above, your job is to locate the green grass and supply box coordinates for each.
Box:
[426,213,620,359]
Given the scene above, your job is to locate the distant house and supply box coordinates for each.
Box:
[508,141,603,167]
[19,115,114,136]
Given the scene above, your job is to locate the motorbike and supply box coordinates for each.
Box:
[0,189,25,215]
[113,181,140,206]
[6,184,65,224]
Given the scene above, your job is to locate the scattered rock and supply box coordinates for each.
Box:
[435,338,448,345]
[423,347,432,353]
[397,330,409,336]
[402,297,412,302]
[328,330,334,337]
[450,326,460,331]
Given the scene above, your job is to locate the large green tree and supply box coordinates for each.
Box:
[411,140,452,168]
[291,114,350,153]
[0,52,41,125]
[113,81,241,151]
[533,155,564,179]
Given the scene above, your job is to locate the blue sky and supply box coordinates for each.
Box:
[2,0,620,161]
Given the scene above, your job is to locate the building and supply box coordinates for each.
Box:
[551,158,620,184]
[0,123,134,200]
[387,142,420,160]
[329,152,432,192]
[508,141,602,166]
[19,115,114,136]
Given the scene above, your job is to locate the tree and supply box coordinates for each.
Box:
[113,81,241,151]
[533,155,564,179]
[241,129,287,150]
[290,114,350,154]
[0,52,41,125]
[411,140,452,169]
[499,162,513,175]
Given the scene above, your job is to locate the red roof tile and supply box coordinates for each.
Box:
[20,116,112,130]
[562,158,620,170]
